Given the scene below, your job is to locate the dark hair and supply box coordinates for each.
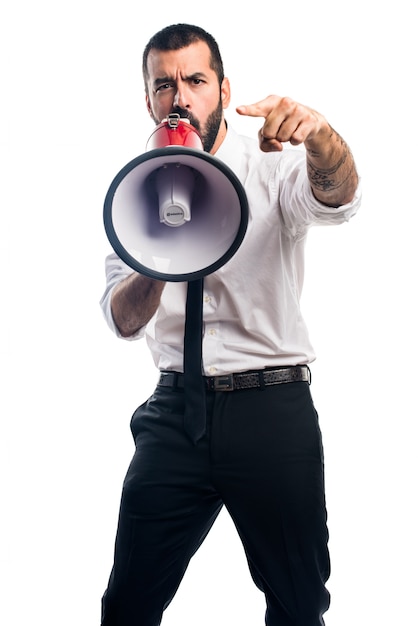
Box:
[142,23,224,91]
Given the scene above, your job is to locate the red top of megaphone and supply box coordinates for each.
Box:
[146,114,204,151]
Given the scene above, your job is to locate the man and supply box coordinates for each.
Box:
[100,23,361,626]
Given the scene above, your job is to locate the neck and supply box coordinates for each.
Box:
[210,119,227,155]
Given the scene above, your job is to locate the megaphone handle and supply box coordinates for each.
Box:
[183,278,206,444]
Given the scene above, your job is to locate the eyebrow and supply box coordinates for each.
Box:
[152,72,209,90]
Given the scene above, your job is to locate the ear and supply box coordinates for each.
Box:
[221,77,231,109]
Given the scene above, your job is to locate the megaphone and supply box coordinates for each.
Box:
[103,113,249,282]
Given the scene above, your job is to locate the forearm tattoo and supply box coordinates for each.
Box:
[306,128,354,194]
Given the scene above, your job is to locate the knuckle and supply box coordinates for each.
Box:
[281,96,295,109]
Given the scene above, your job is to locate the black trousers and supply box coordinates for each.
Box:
[101,379,330,626]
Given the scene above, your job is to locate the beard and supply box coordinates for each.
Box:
[151,98,224,153]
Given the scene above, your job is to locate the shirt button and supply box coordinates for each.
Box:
[208,328,217,336]
[209,366,218,375]
[204,295,212,304]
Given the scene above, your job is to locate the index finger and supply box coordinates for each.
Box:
[236,95,282,118]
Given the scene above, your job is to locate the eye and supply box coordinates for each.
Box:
[156,83,174,93]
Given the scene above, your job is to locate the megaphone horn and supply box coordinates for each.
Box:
[103,113,249,282]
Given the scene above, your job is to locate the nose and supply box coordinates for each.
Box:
[173,84,190,109]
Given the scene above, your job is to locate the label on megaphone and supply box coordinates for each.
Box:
[156,162,195,227]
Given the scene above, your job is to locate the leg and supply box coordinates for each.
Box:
[101,388,223,626]
[211,382,330,626]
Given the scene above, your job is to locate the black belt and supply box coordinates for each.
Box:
[158,366,310,392]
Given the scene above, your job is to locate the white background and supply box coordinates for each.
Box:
[2,1,417,624]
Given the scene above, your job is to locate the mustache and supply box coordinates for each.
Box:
[170,106,201,132]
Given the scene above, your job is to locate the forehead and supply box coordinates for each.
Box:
[146,40,214,80]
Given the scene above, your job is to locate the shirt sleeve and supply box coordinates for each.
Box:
[99,253,145,341]
[275,149,362,239]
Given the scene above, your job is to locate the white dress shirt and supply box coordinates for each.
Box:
[100,125,361,375]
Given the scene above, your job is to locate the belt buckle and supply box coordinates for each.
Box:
[213,374,234,391]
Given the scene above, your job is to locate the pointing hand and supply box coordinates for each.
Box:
[236,95,326,152]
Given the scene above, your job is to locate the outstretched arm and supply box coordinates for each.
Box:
[237,95,358,207]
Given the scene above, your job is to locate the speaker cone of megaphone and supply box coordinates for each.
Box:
[103,114,249,282]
